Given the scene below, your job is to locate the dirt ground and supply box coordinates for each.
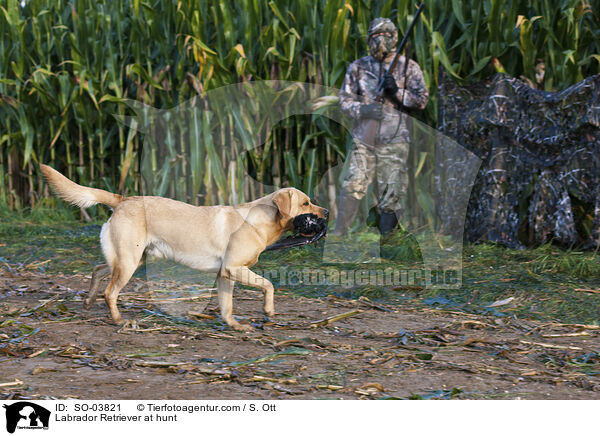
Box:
[1,266,599,400]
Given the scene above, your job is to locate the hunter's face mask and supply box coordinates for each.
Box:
[368,32,395,61]
[367,18,398,62]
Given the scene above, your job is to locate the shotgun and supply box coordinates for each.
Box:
[363,3,425,146]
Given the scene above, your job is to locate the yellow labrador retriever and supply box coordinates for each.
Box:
[40,164,328,331]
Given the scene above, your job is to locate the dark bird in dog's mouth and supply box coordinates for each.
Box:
[265,213,328,251]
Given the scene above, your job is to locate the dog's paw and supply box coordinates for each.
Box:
[116,319,139,333]
[110,315,125,325]
[231,322,253,332]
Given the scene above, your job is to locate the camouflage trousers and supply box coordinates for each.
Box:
[341,138,409,214]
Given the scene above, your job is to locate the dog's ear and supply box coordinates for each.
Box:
[273,190,295,219]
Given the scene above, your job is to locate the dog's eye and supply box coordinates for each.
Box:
[303,201,309,206]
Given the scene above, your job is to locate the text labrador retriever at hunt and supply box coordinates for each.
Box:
[40,165,328,331]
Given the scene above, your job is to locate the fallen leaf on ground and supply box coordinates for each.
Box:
[485,297,515,308]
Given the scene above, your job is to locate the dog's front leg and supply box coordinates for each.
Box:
[216,275,252,332]
[221,266,275,318]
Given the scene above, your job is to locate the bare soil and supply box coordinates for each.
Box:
[1,267,599,400]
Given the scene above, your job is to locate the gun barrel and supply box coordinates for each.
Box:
[375,3,425,95]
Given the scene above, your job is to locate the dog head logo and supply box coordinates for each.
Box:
[3,402,50,434]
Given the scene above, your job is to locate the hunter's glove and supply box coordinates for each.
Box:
[382,72,399,95]
[359,103,383,120]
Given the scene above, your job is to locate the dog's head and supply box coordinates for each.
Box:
[272,188,328,229]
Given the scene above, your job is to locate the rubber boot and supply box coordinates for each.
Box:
[379,211,399,236]
[379,211,399,260]
[332,193,361,236]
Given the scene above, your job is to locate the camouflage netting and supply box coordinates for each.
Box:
[437,72,600,248]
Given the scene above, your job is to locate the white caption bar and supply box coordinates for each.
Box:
[0,400,596,435]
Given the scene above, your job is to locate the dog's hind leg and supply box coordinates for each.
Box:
[216,275,251,331]
[84,263,111,309]
[85,254,146,310]
[103,252,145,324]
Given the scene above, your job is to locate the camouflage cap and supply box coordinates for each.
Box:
[367,17,398,46]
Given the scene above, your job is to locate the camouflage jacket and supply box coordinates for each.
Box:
[339,55,428,143]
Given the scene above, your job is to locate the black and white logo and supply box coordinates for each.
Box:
[3,402,50,434]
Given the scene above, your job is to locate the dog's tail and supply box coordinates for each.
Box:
[40,164,123,209]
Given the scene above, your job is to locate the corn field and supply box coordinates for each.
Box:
[0,0,598,215]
